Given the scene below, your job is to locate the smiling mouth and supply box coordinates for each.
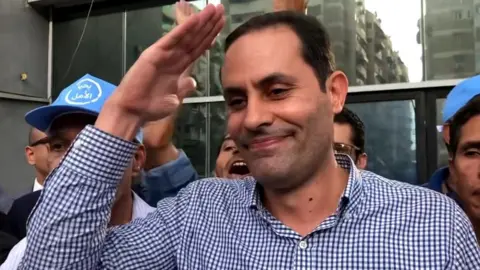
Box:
[228,160,250,176]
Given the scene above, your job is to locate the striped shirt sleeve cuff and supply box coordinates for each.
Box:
[62,125,139,184]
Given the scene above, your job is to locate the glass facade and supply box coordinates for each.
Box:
[348,100,417,184]
[51,0,475,181]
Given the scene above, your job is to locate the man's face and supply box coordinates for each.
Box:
[25,129,50,180]
[333,123,367,169]
[450,115,480,223]
[215,136,250,179]
[221,26,347,189]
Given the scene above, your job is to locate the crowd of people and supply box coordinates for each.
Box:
[0,0,480,268]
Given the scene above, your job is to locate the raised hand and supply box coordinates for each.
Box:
[175,0,194,25]
[96,4,225,141]
[273,0,308,13]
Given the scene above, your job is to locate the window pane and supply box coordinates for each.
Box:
[436,98,449,168]
[212,0,419,90]
[347,100,418,184]
[126,1,209,97]
[53,13,123,99]
[209,0,272,96]
[209,102,228,175]
[423,1,480,80]
[174,103,207,176]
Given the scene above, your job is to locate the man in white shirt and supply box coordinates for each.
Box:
[24,128,49,191]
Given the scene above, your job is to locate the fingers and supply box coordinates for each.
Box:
[161,4,218,50]
[177,76,197,100]
[183,15,225,68]
[175,7,225,69]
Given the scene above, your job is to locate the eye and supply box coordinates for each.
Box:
[224,146,234,152]
[49,140,68,152]
[269,87,290,98]
[465,150,480,157]
[227,97,247,110]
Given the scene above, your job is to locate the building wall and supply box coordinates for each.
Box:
[0,1,48,98]
[0,0,49,196]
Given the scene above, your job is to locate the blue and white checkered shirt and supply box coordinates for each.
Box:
[19,126,480,269]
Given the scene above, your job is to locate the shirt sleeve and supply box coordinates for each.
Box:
[451,205,480,269]
[0,237,27,270]
[18,125,191,270]
[141,150,199,206]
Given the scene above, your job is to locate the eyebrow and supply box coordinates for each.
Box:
[459,141,480,152]
[223,72,297,97]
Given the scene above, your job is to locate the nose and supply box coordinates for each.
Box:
[232,146,239,155]
[243,95,273,131]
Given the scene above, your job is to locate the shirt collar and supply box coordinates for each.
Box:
[426,167,449,192]
[131,191,155,220]
[426,167,463,207]
[33,178,44,192]
[248,154,364,215]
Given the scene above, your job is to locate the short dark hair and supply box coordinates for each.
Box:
[449,97,480,157]
[225,11,335,91]
[334,107,366,154]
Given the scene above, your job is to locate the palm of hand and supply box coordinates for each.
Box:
[113,4,224,124]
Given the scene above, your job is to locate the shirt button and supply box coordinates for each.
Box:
[299,240,308,249]
[73,140,83,148]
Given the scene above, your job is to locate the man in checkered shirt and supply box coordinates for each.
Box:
[20,6,480,270]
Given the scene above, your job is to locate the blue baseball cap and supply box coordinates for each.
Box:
[25,74,143,143]
[443,75,480,123]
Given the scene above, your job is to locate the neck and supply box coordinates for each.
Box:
[109,192,133,227]
[474,221,480,245]
[35,173,46,186]
[263,153,349,236]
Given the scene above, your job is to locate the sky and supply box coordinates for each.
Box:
[192,0,424,82]
[364,0,423,82]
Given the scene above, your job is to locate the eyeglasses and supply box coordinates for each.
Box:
[333,142,361,159]
[30,136,72,157]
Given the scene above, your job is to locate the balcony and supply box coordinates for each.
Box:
[356,26,367,45]
[356,45,368,64]
[375,37,385,51]
[356,64,367,80]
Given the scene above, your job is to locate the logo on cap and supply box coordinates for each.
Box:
[64,78,102,105]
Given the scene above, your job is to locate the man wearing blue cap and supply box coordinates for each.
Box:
[426,75,480,201]
[425,75,480,241]
[1,72,198,269]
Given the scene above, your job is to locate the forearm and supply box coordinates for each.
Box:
[142,150,199,205]
[19,126,138,270]
[144,143,179,171]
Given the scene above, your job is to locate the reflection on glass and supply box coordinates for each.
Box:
[210,0,272,96]
[348,100,417,184]
[52,13,123,98]
[422,0,480,80]
[209,102,228,175]
[436,98,449,168]
[174,103,207,176]
[213,0,418,90]
[310,0,416,86]
[126,1,208,96]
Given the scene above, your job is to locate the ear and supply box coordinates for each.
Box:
[325,71,349,115]
[356,153,368,170]
[442,124,450,145]
[132,144,146,177]
[448,157,459,190]
[25,146,35,165]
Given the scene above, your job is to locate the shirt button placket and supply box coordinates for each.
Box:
[295,240,309,270]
